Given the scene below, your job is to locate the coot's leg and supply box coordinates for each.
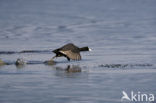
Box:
[52,55,57,59]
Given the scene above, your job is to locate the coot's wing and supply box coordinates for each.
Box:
[60,50,81,60]
[60,43,79,51]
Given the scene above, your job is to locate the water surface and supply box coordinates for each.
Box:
[0,0,156,103]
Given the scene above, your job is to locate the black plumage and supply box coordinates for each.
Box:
[52,43,91,61]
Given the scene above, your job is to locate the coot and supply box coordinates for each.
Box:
[52,43,91,61]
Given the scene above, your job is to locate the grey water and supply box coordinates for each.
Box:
[0,0,156,103]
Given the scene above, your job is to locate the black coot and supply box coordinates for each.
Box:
[52,43,91,61]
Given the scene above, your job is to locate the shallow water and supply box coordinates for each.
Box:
[0,0,156,103]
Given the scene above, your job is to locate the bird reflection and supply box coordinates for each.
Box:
[55,65,81,73]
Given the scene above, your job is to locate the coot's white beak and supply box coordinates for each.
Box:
[89,48,92,51]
